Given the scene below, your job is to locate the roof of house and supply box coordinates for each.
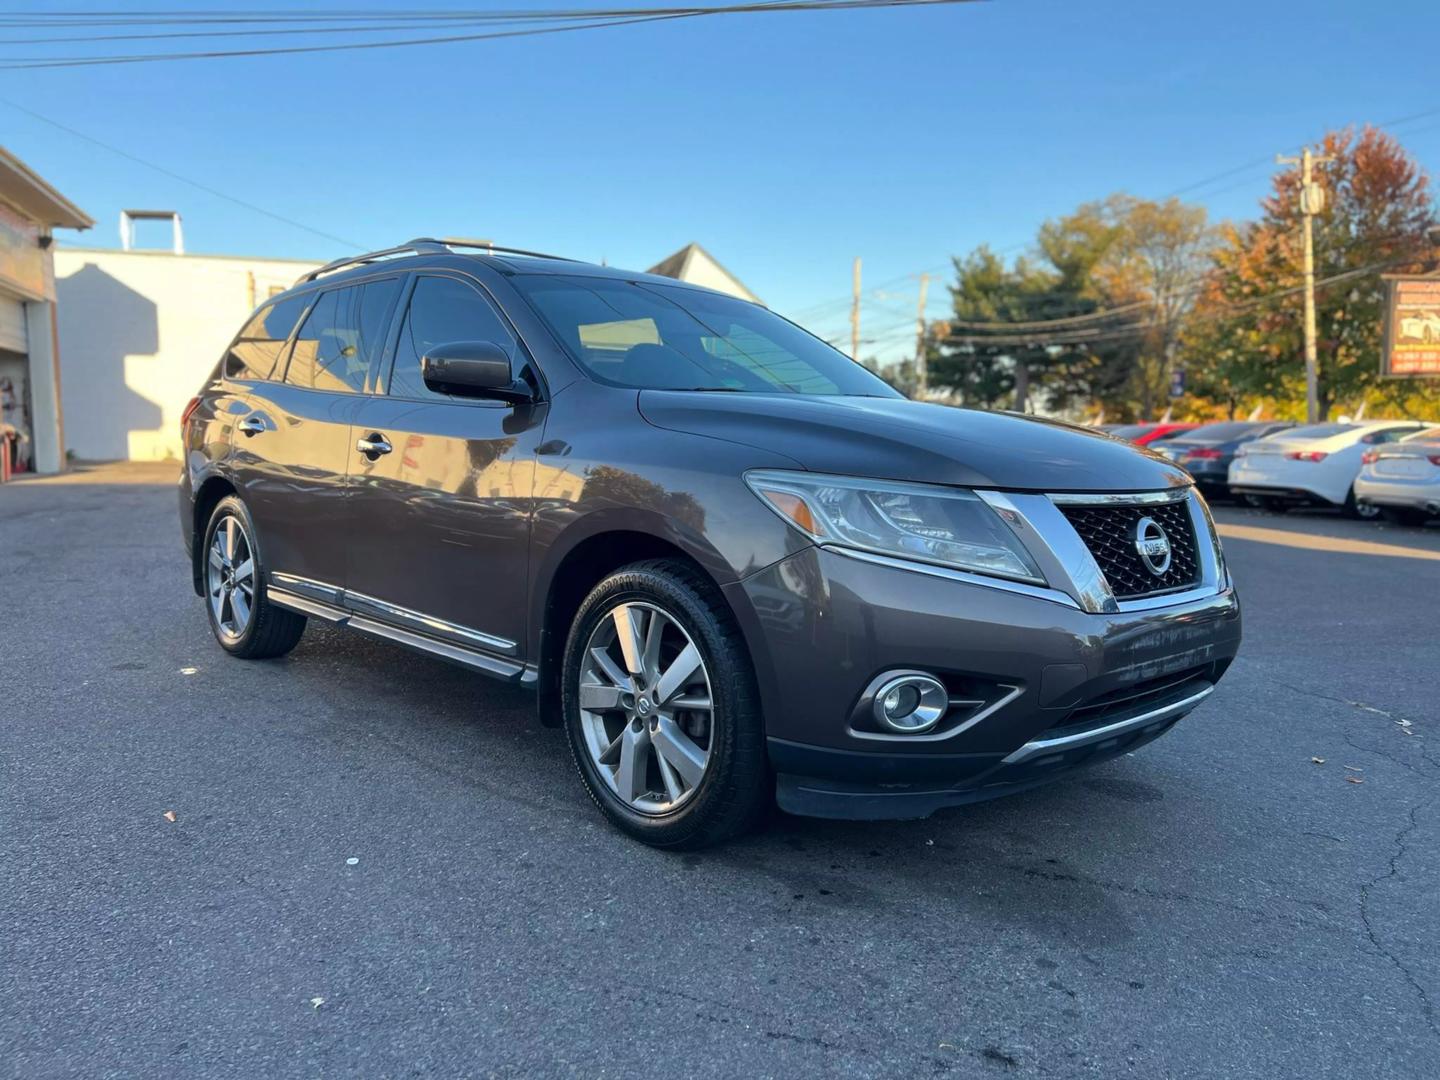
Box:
[0,146,93,230]
[646,242,760,304]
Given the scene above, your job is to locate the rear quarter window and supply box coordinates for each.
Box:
[224,293,310,380]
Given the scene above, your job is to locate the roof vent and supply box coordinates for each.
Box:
[120,209,184,254]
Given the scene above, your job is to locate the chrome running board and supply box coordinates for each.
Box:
[266,585,533,685]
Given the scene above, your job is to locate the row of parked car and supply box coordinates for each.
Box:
[1099,419,1440,526]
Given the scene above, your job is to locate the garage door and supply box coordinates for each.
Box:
[0,293,25,355]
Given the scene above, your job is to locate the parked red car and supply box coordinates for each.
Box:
[1104,422,1202,448]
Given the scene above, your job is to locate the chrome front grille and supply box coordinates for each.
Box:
[1056,498,1201,599]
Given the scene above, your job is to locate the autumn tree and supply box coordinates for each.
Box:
[1188,126,1438,419]
[932,196,1212,419]
[1091,196,1213,418]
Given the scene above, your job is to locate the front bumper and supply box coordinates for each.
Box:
[729,537,1241,821]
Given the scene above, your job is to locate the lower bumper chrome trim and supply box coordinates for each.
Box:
[1002,683,1215,765]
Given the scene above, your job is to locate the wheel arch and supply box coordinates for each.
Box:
[532,518,762,729]
[190,474,237,596]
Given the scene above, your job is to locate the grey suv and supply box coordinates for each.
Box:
[179,239,1241,847]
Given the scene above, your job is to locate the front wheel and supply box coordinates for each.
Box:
[561,559,768,849]
[203,495,306,659]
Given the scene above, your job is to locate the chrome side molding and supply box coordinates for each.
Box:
[265,573,525,681]
[346,616,526,681]
[344,590,518,656]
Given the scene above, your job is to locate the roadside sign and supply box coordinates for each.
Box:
[1382,276,1440,377]
[1169,367,1185,398]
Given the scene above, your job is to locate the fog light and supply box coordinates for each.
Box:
[871,673,948,734]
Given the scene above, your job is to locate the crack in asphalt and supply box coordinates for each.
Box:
[1274,679,1440,1043]
[1274,680,1439,775]
[1358,797,1439,1044]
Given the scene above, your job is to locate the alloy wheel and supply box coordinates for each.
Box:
[207,514,256,640]
[577,601,715,815]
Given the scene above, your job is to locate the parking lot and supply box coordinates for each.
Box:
[3,462,1437,1078]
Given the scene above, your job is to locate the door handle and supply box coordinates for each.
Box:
[356,433,392,458]
[237,415,266,437]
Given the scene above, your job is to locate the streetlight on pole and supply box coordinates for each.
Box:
[1277,146,1333,423]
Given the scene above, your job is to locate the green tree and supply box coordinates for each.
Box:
[930,247,1094,410]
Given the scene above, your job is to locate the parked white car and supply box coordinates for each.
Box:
[1228,420,1428,517]
[1354,426,1440,525]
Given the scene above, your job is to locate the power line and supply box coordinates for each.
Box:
[0,95,367,250]
[0,0,980,69]
[942,244,1435,349]
[0,18,545,45]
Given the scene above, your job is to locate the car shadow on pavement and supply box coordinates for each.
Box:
[281,617,1185,947]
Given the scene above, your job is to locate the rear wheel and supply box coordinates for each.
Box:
[203,495,306,659]
[1344,487,1381,521]
[561,559,768,849]
[1260,497,1290,514]
[1379,505,1429,527]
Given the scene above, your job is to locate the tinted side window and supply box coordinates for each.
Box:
[389,276,517,400]
[224,294,308,380]
[284,279,399,393]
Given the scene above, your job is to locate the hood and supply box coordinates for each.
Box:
[638,392,1191,493]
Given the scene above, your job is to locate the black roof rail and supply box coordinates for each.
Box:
[295,237,574,285]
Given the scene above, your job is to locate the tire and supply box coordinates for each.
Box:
[202,495,306,659]
[1379,505,1428,527]
[1344,487,1381,521]
[1240,494,1266,509]
[560,558,768,849]
[1261,497,1290,514]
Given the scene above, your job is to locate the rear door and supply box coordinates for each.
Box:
[344,271,545,662]
[231,276,402,602]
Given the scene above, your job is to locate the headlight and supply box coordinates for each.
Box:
[745,470,1045,584]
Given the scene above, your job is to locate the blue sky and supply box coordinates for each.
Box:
[4,0,1438,362]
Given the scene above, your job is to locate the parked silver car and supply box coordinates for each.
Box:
[1354,426,1440,525]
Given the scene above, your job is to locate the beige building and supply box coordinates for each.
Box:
[647,243,760,303]
[0,147,93,475]
[54,243,319,462]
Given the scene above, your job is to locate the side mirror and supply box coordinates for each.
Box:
[421,341,534,403]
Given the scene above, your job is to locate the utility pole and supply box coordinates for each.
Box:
[850,257,862,362]
[913,272,930,393]
[1276,146,1333,423]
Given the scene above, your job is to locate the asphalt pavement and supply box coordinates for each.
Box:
[3,462,1437,1078]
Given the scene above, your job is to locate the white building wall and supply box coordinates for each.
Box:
[675,248,757,301]
[53,248,320,461]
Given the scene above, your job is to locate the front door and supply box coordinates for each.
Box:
[232,277,402,603]
[345,272,545,662]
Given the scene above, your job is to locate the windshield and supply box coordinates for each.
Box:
[513,275,900,397]
[1284,423,1359,440]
